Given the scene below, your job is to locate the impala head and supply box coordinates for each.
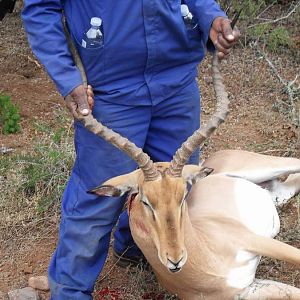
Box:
[91,162,213,273]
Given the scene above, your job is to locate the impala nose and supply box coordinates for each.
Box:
[167,257,184,273]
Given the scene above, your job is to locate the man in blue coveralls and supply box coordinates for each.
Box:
[22,1,239,299]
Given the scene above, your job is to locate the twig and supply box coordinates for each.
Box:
[18,53,42,68]
[248,0,300,29]
[256,17,275,21]
[225,0,233,14]
[251,42,300,98]
[251,41,300,147]
[97,247,133,283]
[258,149,293,154]
[27,55,42,69]
[252,42,286,86]
[256,1,277,18]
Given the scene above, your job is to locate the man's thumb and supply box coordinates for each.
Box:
[222,20,234,41]
[78,98,90,115]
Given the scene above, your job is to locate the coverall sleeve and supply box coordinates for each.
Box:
[22,0,83,97]
[188,0,227,48]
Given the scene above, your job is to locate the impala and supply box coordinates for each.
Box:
[66,27,300,299]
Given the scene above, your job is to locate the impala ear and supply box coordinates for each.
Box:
[88,169,141,197]
[89,185,135,197]
[182,166,214,185]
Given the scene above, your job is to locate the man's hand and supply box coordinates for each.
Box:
[209,17,240,60]
[65,85,94,119]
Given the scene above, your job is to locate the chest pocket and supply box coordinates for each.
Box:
[180,4,203,52]
[64,1,106,87]
[186,24,202,45]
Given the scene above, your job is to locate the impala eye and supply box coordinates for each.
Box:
[140,193,152,208]
[142,200,151,208]
[141,198,156,220]
[180,198,185,208]
[180,192,188,207]
[141,196,154,213]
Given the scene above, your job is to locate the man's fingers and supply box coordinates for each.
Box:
[221,20,235,41]
[65,97,79,119]
[217,34,234,49]
[71,107,79,119]
[87,85,94,98]
[86,85,94,110]
[65,85,92,118]
[210,17,240,60]
[217,51,227,60]
[88,95,94,110]
[77,97,90,115]
[214,39,230,56]
[233,27,241,40]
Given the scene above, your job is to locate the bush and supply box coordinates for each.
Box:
[218,0,295,52]
[267,26,292,51]
[0,94,21,134]
[249,25,292,52]
[219,0,267,19]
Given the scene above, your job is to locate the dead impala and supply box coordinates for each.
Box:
[92,151,300,300]
[66,28,300,299]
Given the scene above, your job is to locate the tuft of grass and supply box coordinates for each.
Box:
[19,143,73,213]
[19,116,75,213]
[0,107,74,222]
[0,94,21,134]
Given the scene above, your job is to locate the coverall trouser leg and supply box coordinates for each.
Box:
[48,80,200,299]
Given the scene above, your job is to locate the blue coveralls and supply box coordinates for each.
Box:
[22,1,226,299]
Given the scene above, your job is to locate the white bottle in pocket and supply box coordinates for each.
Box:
[82,17,103,49]
[181,4,197,30]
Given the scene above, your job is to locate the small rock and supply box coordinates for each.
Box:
[28,276,49,292]
[0,147,14,154]
[8,287,40,300]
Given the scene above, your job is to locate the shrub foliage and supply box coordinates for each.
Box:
[218,0,296,52]
[0,94,21,134]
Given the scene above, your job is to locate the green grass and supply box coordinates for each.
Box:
[0,94,21,134]
[0,108,74,216]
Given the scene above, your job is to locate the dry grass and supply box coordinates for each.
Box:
[0,106,73,264]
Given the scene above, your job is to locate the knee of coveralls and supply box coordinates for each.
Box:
[48,99,152,299]
[114,79,201,256]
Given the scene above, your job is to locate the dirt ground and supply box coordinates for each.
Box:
[0,7,300,300]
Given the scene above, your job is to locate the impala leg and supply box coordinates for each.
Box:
[260,173,300,206]
[237,279,300,300]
